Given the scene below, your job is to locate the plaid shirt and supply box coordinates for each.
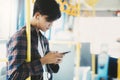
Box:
[7,26,59,80]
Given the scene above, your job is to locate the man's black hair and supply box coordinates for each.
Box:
[33,0,61,22]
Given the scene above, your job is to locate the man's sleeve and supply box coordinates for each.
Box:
[47,64,59,73]
[44,38,59,73]
[7,34,43,77]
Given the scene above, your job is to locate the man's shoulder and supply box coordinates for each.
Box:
[12,27,26,38]
[17,26,26,36]
[7,27,26,45]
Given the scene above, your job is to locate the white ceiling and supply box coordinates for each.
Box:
[81,0,120,10]
[95,0,120,10]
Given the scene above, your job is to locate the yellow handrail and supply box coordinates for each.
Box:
[25,0,31,80]
[56,0,80,16]
[75,42,81,80]
[0,58,8,62]
[91,54,95,80]
[117,58,120,79]
[86,0,99,7]
[25,0,31,65]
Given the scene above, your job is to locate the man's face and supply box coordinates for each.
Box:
[36,14,53,32]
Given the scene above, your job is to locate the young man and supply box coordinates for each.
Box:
[7,0,64,80]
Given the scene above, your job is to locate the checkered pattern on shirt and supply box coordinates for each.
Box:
[6,26,59,80]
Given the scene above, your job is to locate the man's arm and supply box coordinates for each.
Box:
[7,34,43,79]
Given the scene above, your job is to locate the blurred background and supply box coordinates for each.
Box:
[0,0,120,80]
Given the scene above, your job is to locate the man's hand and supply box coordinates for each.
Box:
[40,51,64,65]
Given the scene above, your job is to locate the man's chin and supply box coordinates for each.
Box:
[42,29,47,32]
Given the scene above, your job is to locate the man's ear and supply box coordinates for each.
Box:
[34,12,41,20]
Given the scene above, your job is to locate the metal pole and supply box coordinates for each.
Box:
[92,54,95,80]
[74,42,80,80]
[25,0,31,80]
[117,58,120,79]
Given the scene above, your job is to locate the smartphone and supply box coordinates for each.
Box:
[61,51,71,54]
